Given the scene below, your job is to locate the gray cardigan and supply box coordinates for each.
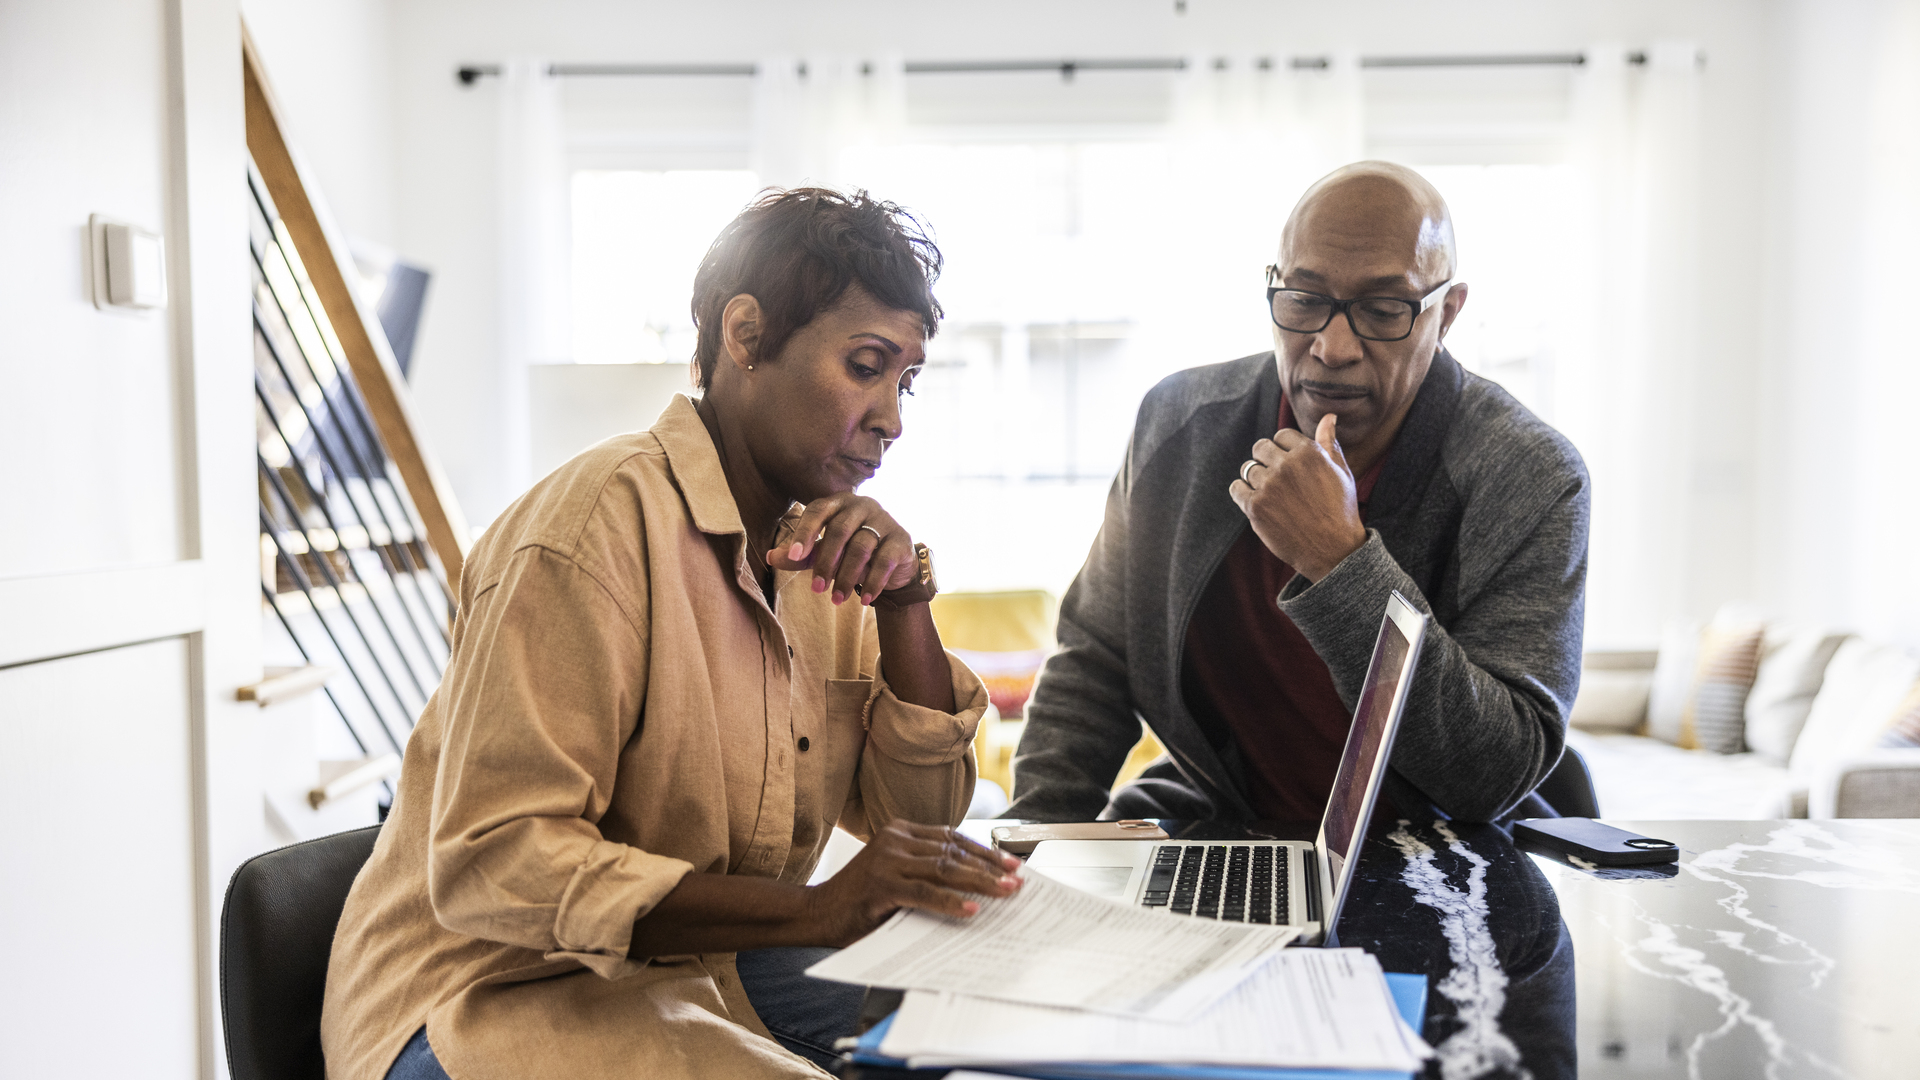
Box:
[1006,349,1590,824]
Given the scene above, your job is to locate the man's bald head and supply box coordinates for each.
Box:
[1267,161,1469,478]
[1279,161,1456,288]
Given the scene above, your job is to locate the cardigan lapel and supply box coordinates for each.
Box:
[1153,354,1282,817]
[1367,348,1462,526]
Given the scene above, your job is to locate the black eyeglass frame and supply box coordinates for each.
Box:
[1263,264,1455,342]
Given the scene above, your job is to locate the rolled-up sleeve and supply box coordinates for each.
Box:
[842,626,988,838]
[426,546,693,979]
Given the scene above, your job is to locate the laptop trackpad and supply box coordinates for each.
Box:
[1031,865,1134,902]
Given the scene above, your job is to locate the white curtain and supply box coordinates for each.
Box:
[1777,1,1920,644]
[752,55,907,191]
[1558,42,1705,644]
[1162,48,1715,647]
[1853,3,1920,645]
[497,57,570,501]
[1136,54,1366,379]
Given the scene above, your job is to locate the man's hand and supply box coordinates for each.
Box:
[804,821,1022,947]
[1229,413,1367,583]
[769,494,918,606]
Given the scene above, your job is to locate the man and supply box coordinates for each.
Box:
[1007,162,1589,824]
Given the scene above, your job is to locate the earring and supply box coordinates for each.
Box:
[747,365,755,371]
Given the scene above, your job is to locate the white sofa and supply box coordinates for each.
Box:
[1567,625,1920,819]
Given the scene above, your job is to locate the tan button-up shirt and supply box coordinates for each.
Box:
[322,396,986,1080]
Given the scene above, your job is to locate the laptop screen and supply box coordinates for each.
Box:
[1317,593,1426,929]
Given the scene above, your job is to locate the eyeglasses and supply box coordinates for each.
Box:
[1264,265,1453,343]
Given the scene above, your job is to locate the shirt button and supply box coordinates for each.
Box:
[798,737,811,752]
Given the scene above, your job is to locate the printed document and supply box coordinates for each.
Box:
[880,948,1432,1073]
[805,867,1297,1021]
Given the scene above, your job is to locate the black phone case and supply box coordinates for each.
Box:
[1513,818,1679,866]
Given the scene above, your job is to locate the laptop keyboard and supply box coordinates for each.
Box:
[1140,844,1290,924]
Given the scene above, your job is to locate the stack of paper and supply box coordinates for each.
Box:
[878,949,1428,1074]
[808,868,1432,1077]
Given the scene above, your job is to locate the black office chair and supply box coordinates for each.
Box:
[220,825,381,1080]
[1534,745,1600,818]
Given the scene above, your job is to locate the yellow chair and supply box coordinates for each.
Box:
[929,591,1056,797]
[929,591,1164,801]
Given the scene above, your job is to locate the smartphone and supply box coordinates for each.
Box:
[989,820,1170,855]
[1513,818,1679,866]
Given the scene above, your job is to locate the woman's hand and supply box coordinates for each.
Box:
[769,494,918,606]
[771,494,956,711]
[804,821,1023,947]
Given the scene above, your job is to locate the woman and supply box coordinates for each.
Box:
[322,188,1021,1080]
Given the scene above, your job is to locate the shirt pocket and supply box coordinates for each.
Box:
[807,677,872,827]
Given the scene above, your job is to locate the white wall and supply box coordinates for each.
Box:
[241,0,399,245]
[0,0,184,576]
[1754,0,1920,645]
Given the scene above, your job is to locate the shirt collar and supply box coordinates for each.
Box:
[650,393,748,537]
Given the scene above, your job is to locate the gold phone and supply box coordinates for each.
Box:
[989,820,1170,855]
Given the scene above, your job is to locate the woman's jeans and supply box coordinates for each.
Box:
[383,946,863,1078]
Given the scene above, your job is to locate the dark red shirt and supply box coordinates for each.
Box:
[1179,397,1387,822]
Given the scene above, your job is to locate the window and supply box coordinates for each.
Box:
[570,169,761,364]
[1419,163,1577,424]
[563,153,1581,597]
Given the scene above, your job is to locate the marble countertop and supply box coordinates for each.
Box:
[861,817,1920,1080]
[1248,817,1920,1079]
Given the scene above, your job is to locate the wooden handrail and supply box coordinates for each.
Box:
[242,23,471,587]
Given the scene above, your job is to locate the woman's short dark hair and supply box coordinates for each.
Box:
[690,187,943,389]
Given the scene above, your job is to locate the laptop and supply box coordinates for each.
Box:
[1025,590,1427,946]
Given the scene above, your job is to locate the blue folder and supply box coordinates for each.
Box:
[847,972,1428,1080]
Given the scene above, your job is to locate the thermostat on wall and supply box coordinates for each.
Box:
[89,213,167,311]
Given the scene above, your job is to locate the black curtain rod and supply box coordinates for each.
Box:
[457,50,1664,86]
[906,57,1187,75]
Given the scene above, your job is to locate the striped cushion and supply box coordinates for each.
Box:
[1878,683,1920,748]
[1645,622,1702,745]
[1679,620,1766,754]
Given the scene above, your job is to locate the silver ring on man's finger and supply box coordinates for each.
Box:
[857,524,884,541]
[1239,459,1260,486]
